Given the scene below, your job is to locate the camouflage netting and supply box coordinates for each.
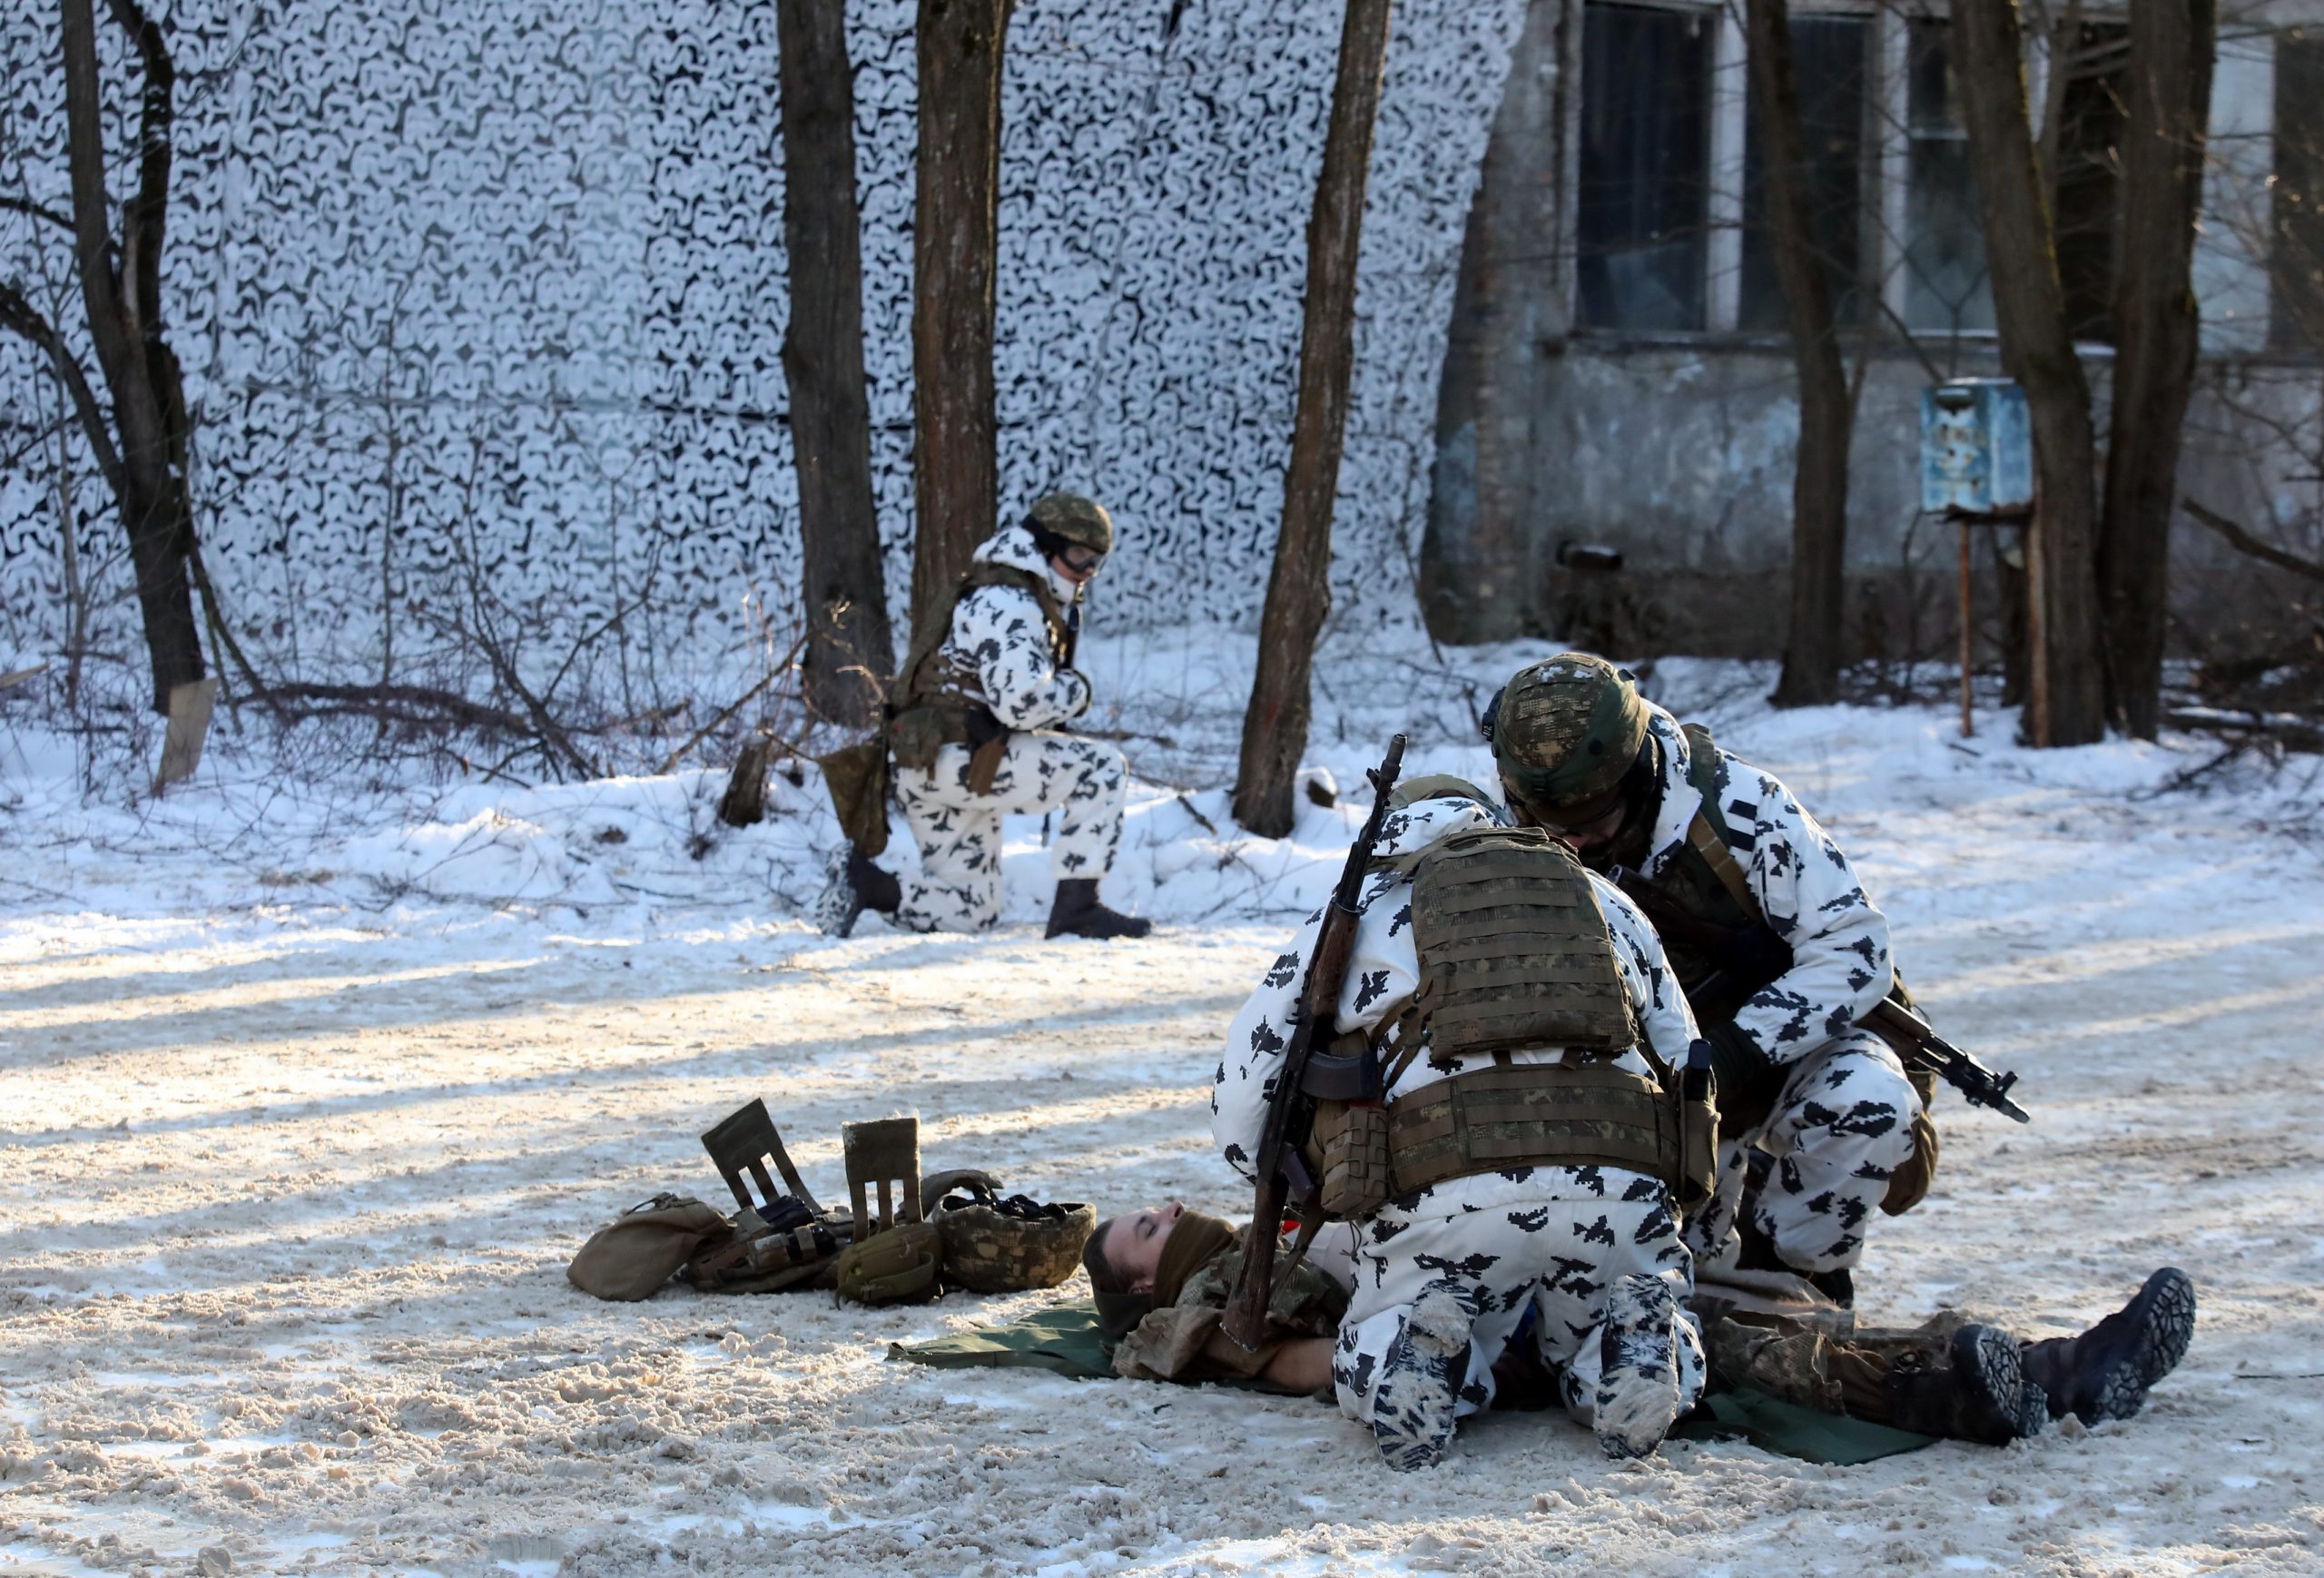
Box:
[0,0,1525,689]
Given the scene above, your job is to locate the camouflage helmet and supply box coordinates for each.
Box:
[1026,492,1115,557]
[1486,652,1649,820]
[927,1174,1096,1296]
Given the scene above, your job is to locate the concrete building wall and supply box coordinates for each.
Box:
[1426,0,2324,666]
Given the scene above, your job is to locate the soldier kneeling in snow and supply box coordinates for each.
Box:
[1213,694,1718,1468]
[1482,653,1927,1307]
[817,493,1150,941]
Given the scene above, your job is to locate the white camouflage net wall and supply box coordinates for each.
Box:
[0,0,1521,692]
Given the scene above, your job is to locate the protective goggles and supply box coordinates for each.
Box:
[1029,523,1106,577]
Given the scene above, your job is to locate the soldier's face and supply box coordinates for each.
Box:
[1105,1200,1183,1293]
[1553,797,1630,852]
[1503,776,1628,849]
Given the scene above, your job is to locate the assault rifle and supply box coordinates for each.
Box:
[1221,733,1406,1351]
[1609,866,2032,1124]
[1863,995,2030,1124]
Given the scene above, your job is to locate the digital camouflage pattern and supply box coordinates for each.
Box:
[932,1194,1097,1296]
[1490,653,1649,815]
[1026,491,1115,555]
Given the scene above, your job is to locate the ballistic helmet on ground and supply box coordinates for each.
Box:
[1485,653,1649,822]
[1026,492,1114,557]
[928,1173,1095,1296]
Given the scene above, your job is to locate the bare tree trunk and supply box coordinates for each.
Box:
[1748,0,1850,709]
[1950,0,2106,745]
[1232,0,1394,837]
[44,0,204,715]
[780,0,895,730]
[909,0,1011,643]
[2099,0,2213,739]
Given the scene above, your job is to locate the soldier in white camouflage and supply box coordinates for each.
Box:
[1214,673,1720,1468]
[1479,653,1925,1306]
[816,493,1151,941]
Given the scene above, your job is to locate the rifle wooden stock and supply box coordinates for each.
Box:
[1222,734,1404,1351]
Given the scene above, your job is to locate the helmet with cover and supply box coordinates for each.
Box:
[1026,491,1114,560]
[1485,652,1650,825]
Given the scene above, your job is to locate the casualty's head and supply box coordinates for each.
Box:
[1082,1200,1182,1341]
[1482,652,1657,863]
[1026,491,1113,588]
[1084,1200,1182,1296]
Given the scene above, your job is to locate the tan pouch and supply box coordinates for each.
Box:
[818,739,891,858]
[1880,1068,1942,1216]
[567,1194,732,1301]
[834,1220,942,1305]
[1675,1077,1721,1208]
[1311,1099,1393,1218]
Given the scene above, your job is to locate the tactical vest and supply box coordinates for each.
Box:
[1627,723,1782,1020]
[888,562,1074,787]
[1624,723,1940,1217]
[1307,823,1709,1214]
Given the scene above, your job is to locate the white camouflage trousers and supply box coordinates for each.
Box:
[1686,1028,1923,1275]
[890,732,1128,932]
[1332,1167,1707,1454]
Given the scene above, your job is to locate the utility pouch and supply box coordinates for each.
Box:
[1673,1042,1721,1208]
[964,708,1011,796]
[568,1193,732,1302]
[887,705,958,774]
[1309,1099,1393,1218]
[1387,1060,1681,1198]
[1879,1066,1942,1217]
[818,739,891,858]
[834,1220,942,1306]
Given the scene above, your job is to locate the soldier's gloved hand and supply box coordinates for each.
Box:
[1061,669,1094,717]
[1701,1021,1777,1100]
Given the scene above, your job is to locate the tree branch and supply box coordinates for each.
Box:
[0,194,81,237]
[0,279,127,496]
[2181,495,2324,584]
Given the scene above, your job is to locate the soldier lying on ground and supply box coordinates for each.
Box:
[817,491,1150,941]
[1082,1202,2197,1448]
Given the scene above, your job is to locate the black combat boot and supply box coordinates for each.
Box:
[812,849,901,939]
[2019,1267,2196,1425]
[1883,1324,2048,1445]
[1045,879,1152,940]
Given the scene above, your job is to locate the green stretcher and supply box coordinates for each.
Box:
[889,1300,1935,1466]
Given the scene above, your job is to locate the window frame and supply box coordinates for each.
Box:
[1562,0,2141,352]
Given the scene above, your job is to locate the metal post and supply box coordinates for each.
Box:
[2024,496,2050,748]
[1957,513,1975,738]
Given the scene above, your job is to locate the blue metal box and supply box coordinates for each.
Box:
[1920,379,2034,514]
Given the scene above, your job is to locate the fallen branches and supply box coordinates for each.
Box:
[250,681,534,736]
[2182,496,2324,584]
[2166,705,2324,754]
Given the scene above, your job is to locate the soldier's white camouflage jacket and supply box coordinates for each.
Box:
[1632,703,1895,1068]
[934,524,1092,729]
[1211,794,1701,1177]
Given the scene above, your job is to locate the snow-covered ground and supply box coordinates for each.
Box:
[4,627,2322,1575]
